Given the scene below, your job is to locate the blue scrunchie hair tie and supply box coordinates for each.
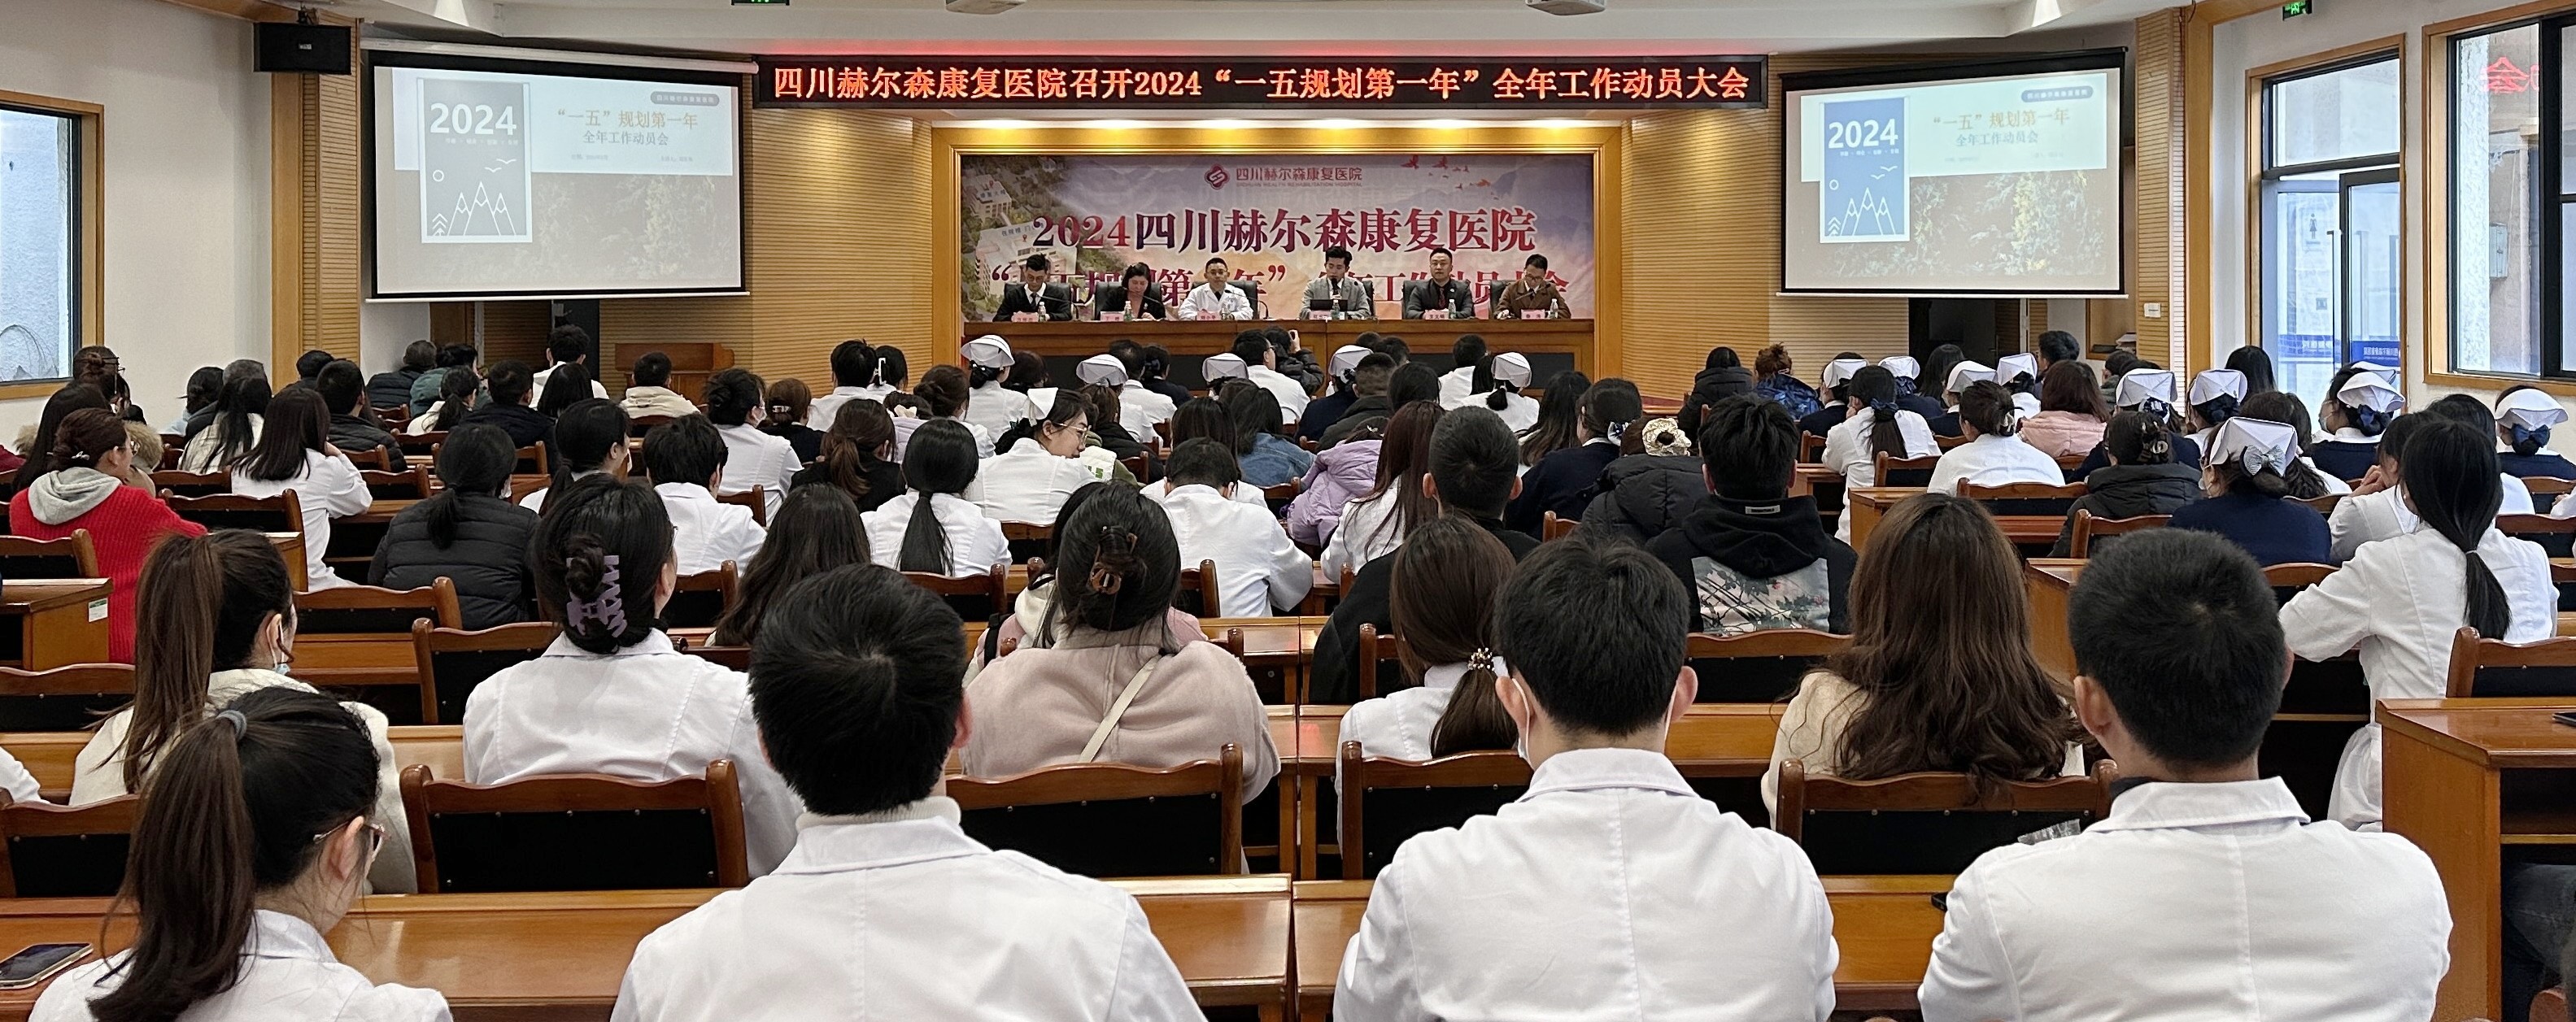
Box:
[1867,398,1899,420]
[1891,378,1920,397]
[2515,424,2552,448]
[2354,407,2391,434]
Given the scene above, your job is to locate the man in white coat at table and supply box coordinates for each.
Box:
[1336,535,1837,1021]
[1920,529,2449,1022]
[1177,256,1255,320]
[610,565,1201,1021]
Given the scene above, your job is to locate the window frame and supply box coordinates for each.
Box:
[2250,46,2403,400]
[0,90,102,399]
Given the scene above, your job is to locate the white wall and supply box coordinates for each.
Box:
[2208,0,2576,426]
[0,0,269,439]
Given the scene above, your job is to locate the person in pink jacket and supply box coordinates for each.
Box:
[1286,437,1382,548]
[2016,362,2112,459]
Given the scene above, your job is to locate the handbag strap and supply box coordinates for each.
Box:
[1079,655,1163,763]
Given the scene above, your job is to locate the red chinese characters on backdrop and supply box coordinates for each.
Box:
[1032,207,1540,254]
[757,58,1767,109]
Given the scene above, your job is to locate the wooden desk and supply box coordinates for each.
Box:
[987,319,1597,380]
[2024,559,2084,683]
[0,581,109,671]
[1846,487,2059,551]
[293,633,421,689]
[2381,698,2576,1021]
[0,876,1290,1019]
[1289,874,1946,1020]
[266,532,308,590]
[347,498,420,528]
[2,726,464,794]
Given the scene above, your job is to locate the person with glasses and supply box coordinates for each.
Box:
[33,688,447,1021]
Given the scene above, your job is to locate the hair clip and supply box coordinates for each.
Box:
[1467,647,1495,672]
[565,554,628,635]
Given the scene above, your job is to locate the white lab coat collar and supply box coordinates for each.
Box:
[245,909,338,964]
[538,628,677,661]
[2330,428,2382,444]
[2089,778,2309,833]
[774,799,991,877]
[1520,746,1697,802]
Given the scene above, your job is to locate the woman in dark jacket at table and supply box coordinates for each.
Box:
[1575,418,1707,546]
[1506,378,1644,539]
[2049,411,2203,558]
[369,423,538,628]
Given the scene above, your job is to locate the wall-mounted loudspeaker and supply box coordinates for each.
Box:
[255,23,353,76]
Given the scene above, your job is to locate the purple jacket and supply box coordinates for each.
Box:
[1287,439,1381,546]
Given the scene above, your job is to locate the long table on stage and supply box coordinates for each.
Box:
[985,318,1597,385]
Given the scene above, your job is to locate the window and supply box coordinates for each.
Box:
[2452,24,2544,376]
[2259,55,2400,411]
[0,103,79,385]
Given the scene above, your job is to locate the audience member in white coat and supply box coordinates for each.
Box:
[1152,440,1312,617]
[970,392,1117,525]
[521,400,631,515]
[1436,335,1486,408]
[35,689,451,1022]
[1079,353,1173,441]
[1231,333,1316,419]
[1994,353,2042,418]
[2332,411,2538,562]
[1924,381,2063,496]
[619,351,701,420]
[913,365,997,459]
[1336,537,1838,1021]
[2282,420,2557,829]
[1825,366,1938,542]
[612,564,1201,1020]
[961,335,1034,441]
[641,417,767,576]
[464,476,804,876]
[227,386,369,590]
[863,420,1009,578]
[806,341,900,428]
[1459,352,1541,433]
[1920,529,2450,1022]
[2184,367,2248,455]
[1337,517,1519,781]
[703,369,799,520]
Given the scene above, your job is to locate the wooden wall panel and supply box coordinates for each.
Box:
[268,11,360,370]
[2135,7,2188,372]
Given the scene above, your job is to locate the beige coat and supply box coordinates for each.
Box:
[1762,671,2085,813]
[962,620,1279,802]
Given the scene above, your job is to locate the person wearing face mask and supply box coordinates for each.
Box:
[34,689,447,1022]
[71,531,416,893]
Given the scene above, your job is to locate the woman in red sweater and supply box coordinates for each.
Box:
[10,409,203,661]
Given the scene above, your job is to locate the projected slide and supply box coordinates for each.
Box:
[372,63,743,298]
[1784,59,2122,295]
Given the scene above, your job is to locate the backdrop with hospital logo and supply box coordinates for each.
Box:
[958,152,1595,319]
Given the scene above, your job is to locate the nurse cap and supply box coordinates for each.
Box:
[2500,388,2569,431]
[2189,369,2248,407]
[1075,354,1128,388]
[2208,417,2300,475]
[1945,360,1998,396]
[1878,355,1920,380]
[1202,353,1249,381]
[1996,354,2038,384]
[2335,371,2405,415]
[2114,369,2177,409]
[1329,345,1371,380]
[962,335,1013,370]
[1821,357,1869,390]
[1489,352,1532,389]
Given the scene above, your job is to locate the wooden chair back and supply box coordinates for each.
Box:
[1357,624,1408,701]
[1685,629,1850,703]
[1001,520,1053,563]
[2501,513,2576,559]
[1935,433,1970,450]
[294,579,463,636]
[0,532,98,580]
[1776,759,2116,874]
[951,745,1244,878]
[0,795,138,898]
[2524,476,2576,515]
[147,470,230,498]
[2291,493,2343,517]
[2067,511,2169,558]
[155,434,185,469]
[627,414,678,438]
[1121,454,1153,485]
[902,566,1008,622]
[360,467,431,501]
[1262,479,1301,515]
[1541,511,1576,541]
[1872,452,1940,488]
[342,446,390,472]
[663,562,741,630]
[514,443,550,476]
[162,489,299,534]
[396,430,447,455]
[1959,480,2086,518]
[1798,433,1827,463]
[411,620,560,726]
[1175,559,1218,617]
[399,762,748,894]
[2446,626,2576,698]
[1337,746,1532,879]
[0,665,134,732]
[715,486,766,527]
[2262,562,2337,605]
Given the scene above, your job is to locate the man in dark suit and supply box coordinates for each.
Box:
[1402,246,1477,320]
[992,254,1074,321]
[1094,262,1167,320]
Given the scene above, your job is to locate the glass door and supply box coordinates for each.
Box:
[2264,177,2342,405]
[2340,168,2403,369]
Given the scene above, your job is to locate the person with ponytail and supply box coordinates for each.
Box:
[1461,351,1538,432]
[463,475,801,875]
[371,424,538,628]
[37,689,444,1021]
[1339,515,1519,775]
[9,408,204,661]
[2312,363,2404,482]
[702,367,796,521]
[407,365,479,436]
[72,532,413,892]
[611,564,1201,1020]
[860,343,911,402]
[1506,377,1642,537]
[2496,385,2576,481]
[961,485,1278,803]
[535,359,593,419]
[1820,366,1938,537]
[859,419,1005,578]
[970,390,1112,524]
[231,386,370,592]
[1298,343,1375,441]
[2050,410,2202,557]
[522,398,630,513]
[1798,353,1870,437]
[2170,416,2333,566]
[1927,380,2063,496]
[2283,418,2556,828]
[913,365,996,459]
[641,416,766,576]
[179,363,270,472]
[957,335,1031,441]
[790,398,904,514]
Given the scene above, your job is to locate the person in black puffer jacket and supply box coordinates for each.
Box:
[1645,397,1855,633]
[1676,346,1755,438]
[2050,411,2203,558]
[1576,419,1708,546]
[369,423,540,628]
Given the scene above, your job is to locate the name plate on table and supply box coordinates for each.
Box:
[1099,311,1127,323]
[1308,311,1335,320]
[1011,312,1044,323]
[1423,310,1451,320]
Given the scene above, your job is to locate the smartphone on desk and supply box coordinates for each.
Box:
[0,942,89,989]
[2553,711,2576,728]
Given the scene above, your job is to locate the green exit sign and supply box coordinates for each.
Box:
[2282,0,2312,17]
